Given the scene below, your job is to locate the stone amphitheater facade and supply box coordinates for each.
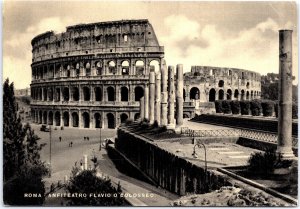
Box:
[30,19,261,128]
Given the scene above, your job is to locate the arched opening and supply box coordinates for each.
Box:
[75,63,80,76]
[135,60,144,75]
[234,89,239,99]
[190,87,200,100]
[107,113,115,129]
[218,80,224,88]
[246,82,250,89]
[94,113,101,128]
[135,86,144,101]
[227,89,232,100]
[82,112,90,128]
[107,86,115,101]
[251,91,253,99]
[219,89,224,100]
[63,87,69,101]
[72,112,79,127]
[66,65,71,77]
[121,87,129,101]
[55,88,60,102]
[134,113,140,121]
[83,87,90,101]
[85,62,91,76]
[72,87,79,101]
[43,88,47,101]
[246,91,250,100]
[95,61,103,75]
[241,90,245,100]
[121,60,129,75]
[55,112,60,126]
[149,60,160,73]
[228,70,232,76]
[94,87,102,101]
[48,111,53,125]
[183,89,186,101]
[120,113,128,123]
[108,61,116,74]
[63,112,69,126]
[39,111,42,124]
[209,89,216,102]
[43,111,47,124]
[39,89,42,100]
[48,88,53,101]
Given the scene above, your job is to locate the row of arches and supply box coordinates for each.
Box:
[185,87,261,102]
[32,59,161,80]
[32,110,141,129]
[32,86,145,102]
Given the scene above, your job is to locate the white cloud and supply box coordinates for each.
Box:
[3,17,73,89]
[160,15,298,84]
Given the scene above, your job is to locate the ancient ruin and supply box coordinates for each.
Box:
[30,19,261,129]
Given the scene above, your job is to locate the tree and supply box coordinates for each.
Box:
[3,79,48,205]
[66,169,127,206]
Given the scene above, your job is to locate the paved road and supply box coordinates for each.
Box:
[30,124,177,206]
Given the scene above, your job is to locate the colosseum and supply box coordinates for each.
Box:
[30,19,261,129]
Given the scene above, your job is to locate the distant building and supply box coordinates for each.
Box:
[15,88,31,97]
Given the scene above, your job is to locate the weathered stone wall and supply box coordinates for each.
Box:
[115,128,231,195]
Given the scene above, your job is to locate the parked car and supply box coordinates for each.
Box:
[40,125,50,132]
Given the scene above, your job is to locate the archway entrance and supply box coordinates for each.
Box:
[63,112,69,126]
[190,87,200,100]
[121,87,129,101]
[135,86,144,101]
[72,112,79,127]
[82,112,90,128]
[218,89,224,100]
[43,111,47,124]
[107,113,115,129]
[55,112,60,126]
[209,89,216,102]
[94,113,101,128]
[120,113,128,123]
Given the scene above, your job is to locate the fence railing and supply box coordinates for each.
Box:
[181,127,298,147]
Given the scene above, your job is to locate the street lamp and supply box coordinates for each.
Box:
[192,137,207,184]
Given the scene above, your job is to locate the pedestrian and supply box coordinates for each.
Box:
[87,137,89,141]
[84,137,86,141]
[59,136,61,142]
[70,141,73,147]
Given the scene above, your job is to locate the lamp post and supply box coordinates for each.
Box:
[192,135,207,184]
[99,118,102,151]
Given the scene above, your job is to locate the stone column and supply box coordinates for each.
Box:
[176,64,184,126]
[277,30,294,159]
[149,71,155,123]
[78,110,82,128]
[155,73,161,125]
[83,155,88,170]
[160,59,168,126]
[144,85,149,120]
[167,66,175,129]
[60,111,64,127]
[140,97,145,120]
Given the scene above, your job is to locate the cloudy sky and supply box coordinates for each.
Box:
[3,1,298,89]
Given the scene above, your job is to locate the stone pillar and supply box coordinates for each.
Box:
[176,64,184,126]
[140,97,145,120]
[160,59,168,126]
[155,73,161,125]
[78,110,82,128]
[144,85,149,120]
[167,66,175,129]
[277,30,294,159]
[149,71,155,123]
[60,111,64,127]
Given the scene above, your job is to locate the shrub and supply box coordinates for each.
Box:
[66,169,126,206]
[247,149,277,175]
[240,101,251,115]
[230,100,240,114]
[140,121,149,129]
[261,100,275,116]
[215,100,223,113]
[222,100,232,114]
[250,100,262,116]
[152,120,159,128]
